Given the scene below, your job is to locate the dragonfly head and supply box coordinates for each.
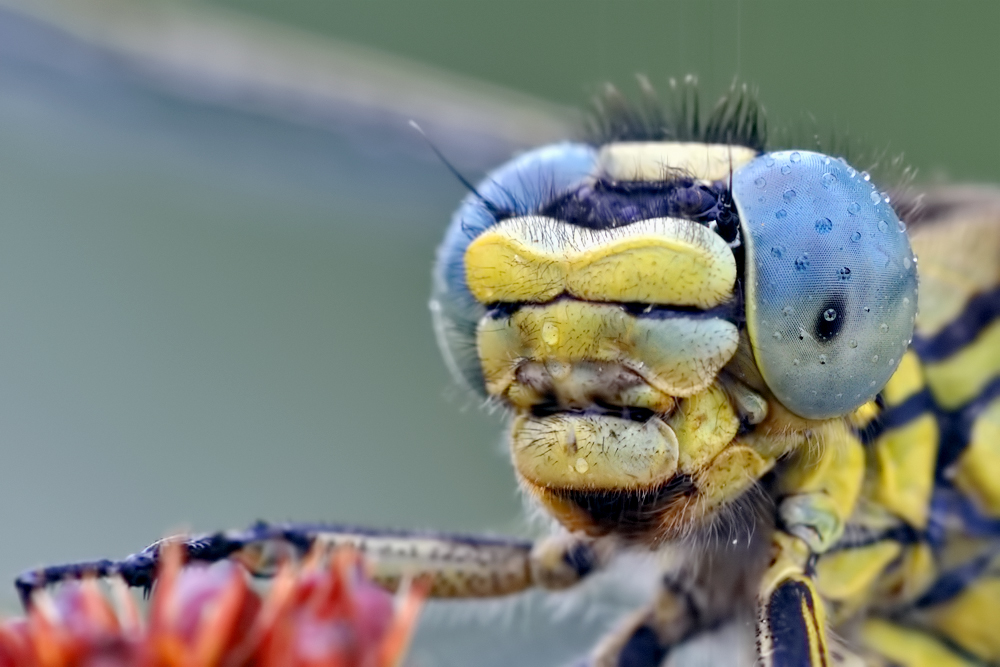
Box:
[431,137,917,543]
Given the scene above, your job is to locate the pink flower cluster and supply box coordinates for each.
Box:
[0,545,423,667]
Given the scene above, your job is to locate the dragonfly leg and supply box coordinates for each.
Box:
[588,571,712,667]
[15,521,604,608]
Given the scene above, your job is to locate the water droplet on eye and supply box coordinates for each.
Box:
[872,355,879,363]
[782,305,794,316]
[815,217,833,233]
[823,308,837,322]
[773,331,782,340]
[771,245,786,258]
[780,165,792,175]
[776,209,788,219]
[850,231,862,242]
[542,322,560,346]
[903,296,910,306]
[864,306,871,313]
[847,202,862,215]
[877,219,889,233]
[783,189,797,202]
[754,177,766,188]
[897,220,907,232]
[792,358,800,366]
[823,156,831,165]
[575,458,589,474]
[790,151,802,163]
[870,190,882,204]
[819,354,827,364]
[837,266,852,280]
[795,254,810,271]
[870,380,878,387]
[881,191,890,203]
[847,166,857,178]
[889,358,896,366]
[821,172,837,188]
[880,322,889,333]
[849,339,858,348]
[861,171,871,182]
[903,256,912,270]
[764,155,776,167]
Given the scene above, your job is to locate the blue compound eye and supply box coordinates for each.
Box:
[732,151,918,419]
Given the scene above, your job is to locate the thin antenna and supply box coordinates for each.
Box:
[409,121,500,215]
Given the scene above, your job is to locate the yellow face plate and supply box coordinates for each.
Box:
[464,216,736,309]
[477,300,739,399]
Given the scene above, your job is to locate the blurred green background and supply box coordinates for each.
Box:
[0,1,997,664]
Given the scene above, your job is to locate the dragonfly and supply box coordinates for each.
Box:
[5,2,1000,666]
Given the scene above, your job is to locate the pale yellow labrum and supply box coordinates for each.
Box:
[464,216,736,309]
[597,142,757,183]
[511,413,680,490]
[476,301,739,398]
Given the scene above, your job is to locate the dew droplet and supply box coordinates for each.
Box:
[861,171,871,182]
[792,358,800,366]
[823,308,837,321]
[795,254,810,271]
[837,266,852,280]
[877,219,889,233]
[870,190,882,204]
[790,151,802,163]
[754,177,766,188]
[903,256,912,270]
[846,166,857,178]
[782,305,794,316]
[903,296,910,306]
[819,354,828,365]
[889,358,896,366]
[771,245,785,258]
[821,172,837,188]
[815,217,833,233]
[872,355,879,363]
[542,322,560,346]
[764,155,776,167]
[773,331,782,340]
[780,165,792,175]
[897,220,907,232]
[849,339,858,348]
[575,458,589,474]
[879,322,889,333]
[850,231,862,242]
[775,209,788,220]
[823,156,831,165]
[783,189,797,202]
[847,202,862,215]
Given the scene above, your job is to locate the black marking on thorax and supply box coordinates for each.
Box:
[911,285,1000,362]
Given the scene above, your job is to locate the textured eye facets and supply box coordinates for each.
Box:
[732,150,919,419]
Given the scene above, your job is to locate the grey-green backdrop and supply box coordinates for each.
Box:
[0,1,997,664]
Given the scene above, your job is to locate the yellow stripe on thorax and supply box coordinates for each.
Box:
[923,319,1000,410]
